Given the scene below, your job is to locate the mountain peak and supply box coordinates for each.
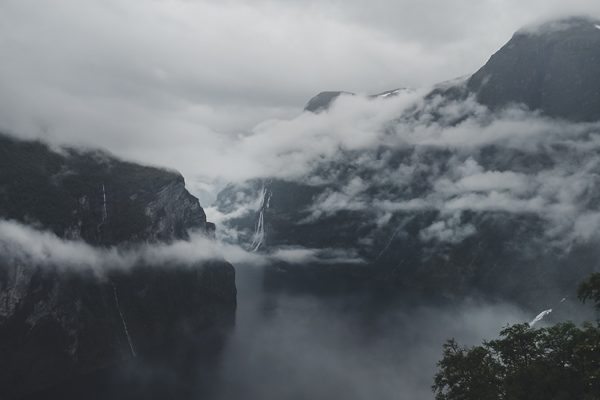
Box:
[304,91,355,113]
[517,16,600,37]
[467,15,600,121]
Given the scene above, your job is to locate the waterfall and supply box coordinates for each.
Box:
[250,186,271,252]
[529,309,552,327]
[374,225,404,261]
[101,184,108,224]
[111,282,137,357]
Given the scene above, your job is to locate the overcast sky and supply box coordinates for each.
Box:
[1,0,600,199]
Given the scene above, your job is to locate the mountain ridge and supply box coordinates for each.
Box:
[216,16,600,304]
[304,16,600,122]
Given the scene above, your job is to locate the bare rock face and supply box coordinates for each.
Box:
[304,91,354,113]
[0,261,236,398]
[305,18,600,123]
[0,133,237,399]
[467,17,600,122]
[0,133,212,245]
[143,176,207,241]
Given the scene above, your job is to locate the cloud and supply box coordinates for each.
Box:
[270,246,365,265]
[3,1,600,252]
[444,158,532,195]
[212,270,537,400]
[0,219,224,274]
[213,94,600,251]
[419,212,476,244]
[1,0,600,199]
[0,219,361,273]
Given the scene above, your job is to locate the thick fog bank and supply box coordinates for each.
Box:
[209,265,583,400]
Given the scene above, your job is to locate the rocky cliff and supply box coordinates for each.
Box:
[0,133,237,398]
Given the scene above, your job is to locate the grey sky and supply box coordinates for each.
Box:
[1,0,600,198]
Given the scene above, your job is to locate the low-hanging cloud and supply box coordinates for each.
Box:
[0,219,361,273]
[210,266,545,400]
[2,1,600,251]
[211,90,600,252]
[2,0,600,204]
[0,219,226,273]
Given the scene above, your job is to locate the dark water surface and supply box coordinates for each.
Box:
[25,265,538,400]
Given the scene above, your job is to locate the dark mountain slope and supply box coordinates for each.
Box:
[467,17,600,121]
[0,134,208,244]
[304,91,355,112]
[0,133,236,398]
[216,17,600,305]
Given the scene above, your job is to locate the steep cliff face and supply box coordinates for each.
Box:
[0,133,236,398]
[0,134,209,244]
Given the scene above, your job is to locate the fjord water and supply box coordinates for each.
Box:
[209,265,533,400]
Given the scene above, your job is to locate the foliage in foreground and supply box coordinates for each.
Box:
[433,273,600,400]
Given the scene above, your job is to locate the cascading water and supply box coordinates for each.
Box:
[375,225,405,261]
[111,282,137,357]
[97,184,109,235]
[250,186,271,252]
[529,309,552,327]
[101,184,108,224]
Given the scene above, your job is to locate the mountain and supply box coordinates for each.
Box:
[304,91,355,112]
[467,17,600,121]
[215,17,600,304]
[304,89,408,113]
[0,134,236,398]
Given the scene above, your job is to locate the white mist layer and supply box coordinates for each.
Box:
[0,219,363,273]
